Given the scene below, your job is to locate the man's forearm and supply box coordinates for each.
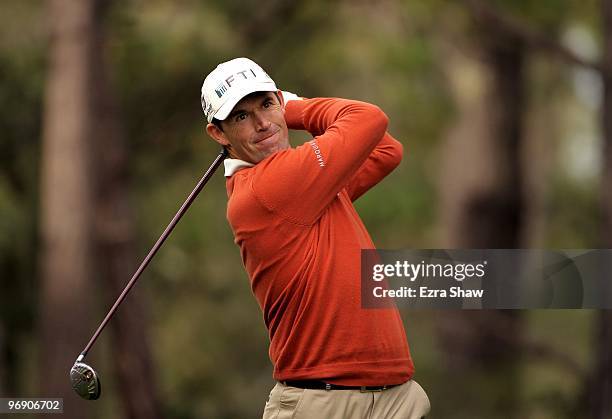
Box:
[284,97,388,141]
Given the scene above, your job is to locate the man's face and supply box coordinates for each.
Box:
[206,91,290,164]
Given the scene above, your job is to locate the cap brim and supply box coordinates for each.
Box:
[212,82,278,122]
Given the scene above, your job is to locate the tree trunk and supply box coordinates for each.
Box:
[438,5,527,417]
[589,311,612,419]
[0,323,4,395]
[589,2,612,418]
[0,260,21,396]
[39,0,97,417]
[90,3,163,418]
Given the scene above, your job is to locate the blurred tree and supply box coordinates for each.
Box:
[455,0,527,246]
[0,21,42,397]
[438,1,528,416]
[0,324,4,395]
[440,2,610,418]
[587,2,612,418]
[90,2,162,418]
[39,0,98,417]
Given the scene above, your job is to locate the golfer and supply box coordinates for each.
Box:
[202,57,430,419]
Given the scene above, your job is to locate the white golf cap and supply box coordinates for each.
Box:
[201,57,278,123]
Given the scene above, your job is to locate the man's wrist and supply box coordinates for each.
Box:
[284,97,307,130]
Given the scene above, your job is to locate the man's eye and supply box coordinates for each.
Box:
[263,100,273,108]
[235,113,247,122]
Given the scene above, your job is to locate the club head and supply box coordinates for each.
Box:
[70,362,101,400]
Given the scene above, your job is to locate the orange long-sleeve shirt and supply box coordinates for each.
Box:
[224,97,414,385]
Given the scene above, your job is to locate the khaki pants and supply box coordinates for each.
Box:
[262,380,430,419]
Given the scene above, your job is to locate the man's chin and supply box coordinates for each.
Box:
[246,139,289,163]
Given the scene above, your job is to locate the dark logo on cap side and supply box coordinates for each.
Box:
[215,83,228,98]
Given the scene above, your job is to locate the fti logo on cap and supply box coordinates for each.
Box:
[215,68,265,98]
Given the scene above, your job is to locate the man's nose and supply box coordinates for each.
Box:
[252,111,271,131]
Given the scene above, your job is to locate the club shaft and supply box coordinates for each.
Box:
[79,149,228,358]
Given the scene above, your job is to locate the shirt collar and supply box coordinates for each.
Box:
[224,158,254,177]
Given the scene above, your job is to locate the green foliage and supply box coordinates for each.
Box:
[495,0,576,29]
[545,177,601,247]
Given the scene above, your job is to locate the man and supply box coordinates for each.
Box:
[202,57,430,418]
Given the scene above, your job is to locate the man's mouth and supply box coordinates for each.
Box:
[254,129,279,144]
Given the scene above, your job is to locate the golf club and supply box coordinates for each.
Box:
[70,148,228,400]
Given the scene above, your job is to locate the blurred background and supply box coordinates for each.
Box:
[1,0,611,418]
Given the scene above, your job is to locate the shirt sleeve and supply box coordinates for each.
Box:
[345,132,403,202]
[250,97,389,225]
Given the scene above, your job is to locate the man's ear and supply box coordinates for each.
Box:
[206,123,230,147]
[276,90,286,110]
